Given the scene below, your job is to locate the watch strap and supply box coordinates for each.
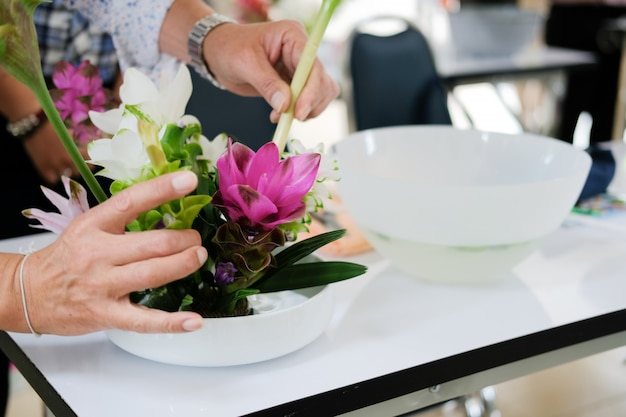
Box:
[188,14,237,90]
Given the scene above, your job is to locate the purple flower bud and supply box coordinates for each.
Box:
[215,262,238,285]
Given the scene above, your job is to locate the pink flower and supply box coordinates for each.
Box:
[22,176,90,234]
[212,140,320,231]
[235,0,271,22]
[50,61,113,141]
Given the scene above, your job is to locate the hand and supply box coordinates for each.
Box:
[203,20,340,123]
[22,121,86,184]
[19,171,207,335]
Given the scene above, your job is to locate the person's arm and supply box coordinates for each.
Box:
[160,0,338,122]
[0,171,206,335]
[0,67,82,183]
[64,0,339,123]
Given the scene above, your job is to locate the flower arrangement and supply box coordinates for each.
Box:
[1,0,362,318]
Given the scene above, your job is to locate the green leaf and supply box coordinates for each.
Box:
[255,261,366,293]
[273,229,346,268]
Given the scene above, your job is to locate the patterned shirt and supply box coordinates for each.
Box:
[63,0,179,81]
[34,0,118,84]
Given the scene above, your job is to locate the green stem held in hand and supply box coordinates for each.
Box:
[271,0,343,152]
[35,85,108,203]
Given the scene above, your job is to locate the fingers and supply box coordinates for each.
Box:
[111,236,208,294]
[294,59,340,120]
[204,20,338,123]
[113,305,204,333]
[87,171,198,232]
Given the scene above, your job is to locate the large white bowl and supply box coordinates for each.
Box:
[333,126,591,284]
[106,286,333,366]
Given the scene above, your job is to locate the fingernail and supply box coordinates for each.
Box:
[197,247,208,265]
[172,171,196,191]
[271,91,285,111]
[182,318,203,331]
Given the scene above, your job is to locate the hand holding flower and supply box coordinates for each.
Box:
[12,171,206,336]
[198,19,339,123]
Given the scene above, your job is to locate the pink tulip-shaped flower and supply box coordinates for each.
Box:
[212,140,320,231]
[22,176,90,234]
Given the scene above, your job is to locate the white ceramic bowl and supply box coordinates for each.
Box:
[448,6,542,57]
[333,126,591,284]
[106,285,333,366]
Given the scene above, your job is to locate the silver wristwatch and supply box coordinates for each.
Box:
[188,14,236,89]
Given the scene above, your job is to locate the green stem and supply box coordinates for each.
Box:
[32,74,108,203]
[271,0,342,152]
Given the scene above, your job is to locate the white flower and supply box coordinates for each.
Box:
[287,139,339,182]
[120,65,192,127]
[87,129,151,182]
[191,133,228,166]
[286,139,339,211]
[88,64,193,136]
[88,107,124,136]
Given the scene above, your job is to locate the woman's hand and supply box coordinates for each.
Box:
[14,171,207,336]
[22,121,85,184]
[202,20,340,123]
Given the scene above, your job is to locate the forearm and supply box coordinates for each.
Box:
[159,0,215,63]
[0,67,41,122]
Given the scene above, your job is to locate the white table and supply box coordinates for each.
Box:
[1,201,626,416]
[437,46,597,87]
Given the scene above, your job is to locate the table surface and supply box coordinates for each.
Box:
[436,46,598,85]
[2,190,626,417]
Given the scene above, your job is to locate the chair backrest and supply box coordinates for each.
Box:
[344,17,452,132]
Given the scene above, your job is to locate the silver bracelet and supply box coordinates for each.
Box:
[188,14,237,90]
[19,252,41,337]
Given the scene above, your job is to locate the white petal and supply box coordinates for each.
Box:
[194,133,228,164]
[159,64,193,123]
[120,68,159,105]
[179,114,201,127]
[87,138,116,161]
[89,107,124,135]
[87,130,150,181]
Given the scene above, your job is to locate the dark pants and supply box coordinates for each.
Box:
[544,4,626,143]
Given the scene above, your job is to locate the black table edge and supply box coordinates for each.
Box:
[1,308,624,417]
[244,308,626,417]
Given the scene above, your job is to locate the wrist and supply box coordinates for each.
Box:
[187,14,236,89]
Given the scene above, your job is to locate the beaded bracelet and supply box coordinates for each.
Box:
[6,109,47,140]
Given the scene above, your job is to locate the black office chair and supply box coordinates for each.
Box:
[186,67,275,151]
[343,16,452,132]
